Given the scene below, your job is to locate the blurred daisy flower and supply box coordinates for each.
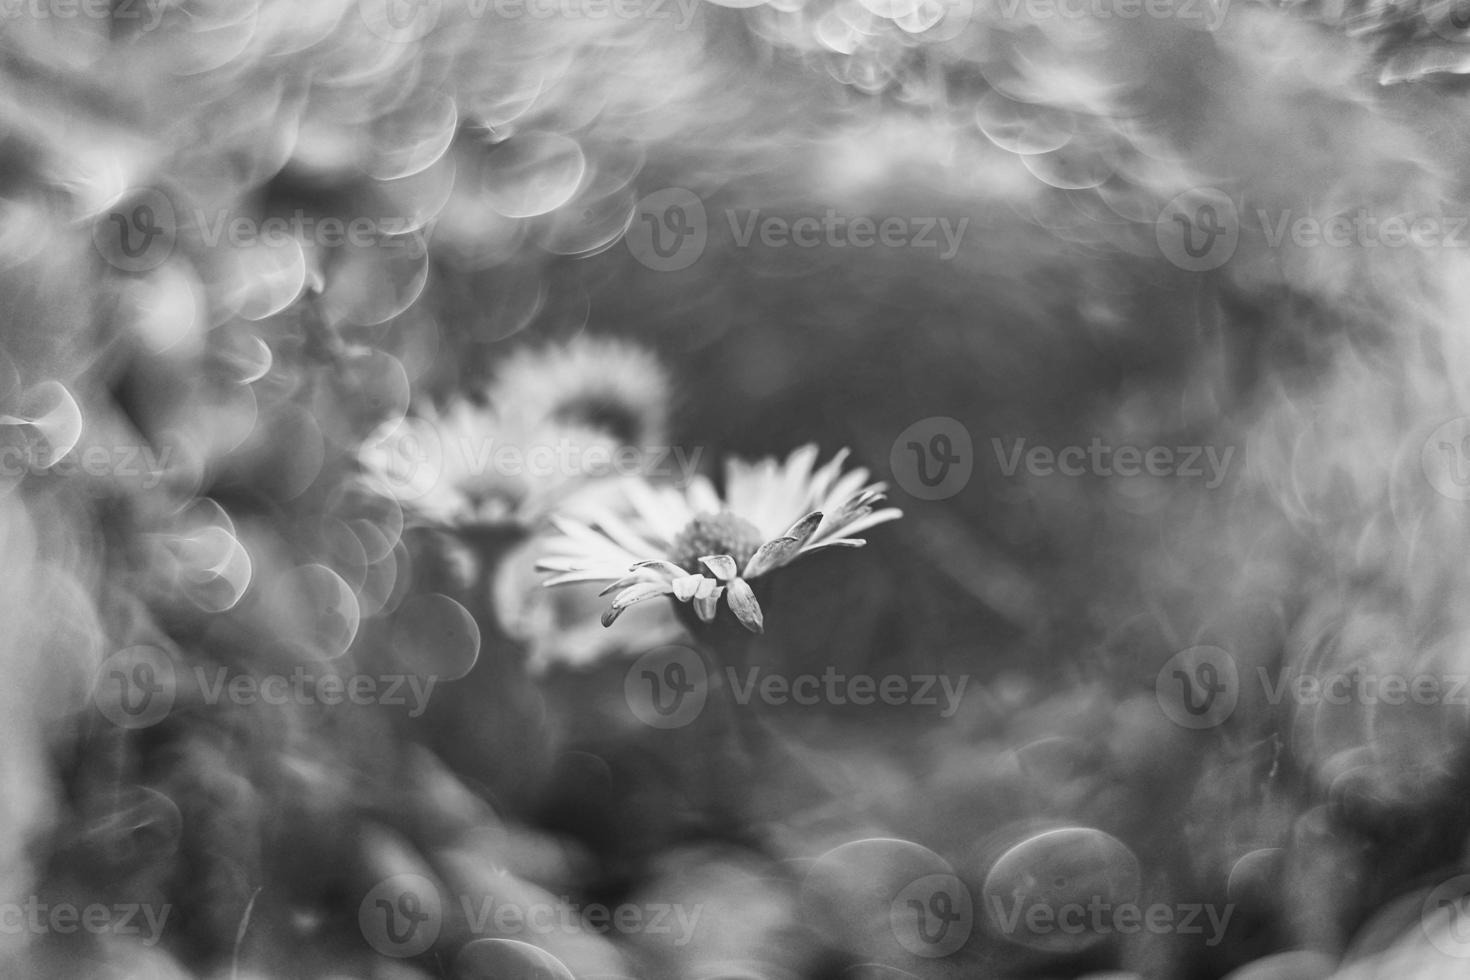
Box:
[358,337,669,525]
[490,336,670,451]
[536,446,902,633]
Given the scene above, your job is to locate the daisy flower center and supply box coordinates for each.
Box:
[669,511,764,574]
[550,394,644,446]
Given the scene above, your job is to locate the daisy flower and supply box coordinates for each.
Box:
[358,337,669,524]
[489,336,670,450]
[536,445,902,633]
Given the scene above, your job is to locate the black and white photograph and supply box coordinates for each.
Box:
[3,0,1470,976]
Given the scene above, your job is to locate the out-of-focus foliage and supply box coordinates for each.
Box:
[4,0,1470,978]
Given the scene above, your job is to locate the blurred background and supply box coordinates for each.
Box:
[7,0,1470,977]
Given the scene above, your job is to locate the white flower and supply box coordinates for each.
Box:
[489,336,669,451]
[357,337,669,525]
[536,445,902,633]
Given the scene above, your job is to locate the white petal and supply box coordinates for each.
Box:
[623,477,688,542]
[611,581,673,608]
[699,554,738,580]
[543,569,624,588]
[725,456,780,537]
[723,457,755,514]
[694,588,723,622]
[598,574,646,596]
[631,559,686,581]
[743,535,800,579]
[725,577,764,634]
[672,575,706,601]
[801,537,867,556]
[535,556,602,572]
[782,510,824,546]
[786,443,821,473]
[754,457,788,538]
[780,444,821,511]
[813,485,892,541]
[686,474,724,516]
[808,447,852,505]
[549,516,643,565]
[827,506,903,540]
[821,468,873,513]
[582,503,663,559]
